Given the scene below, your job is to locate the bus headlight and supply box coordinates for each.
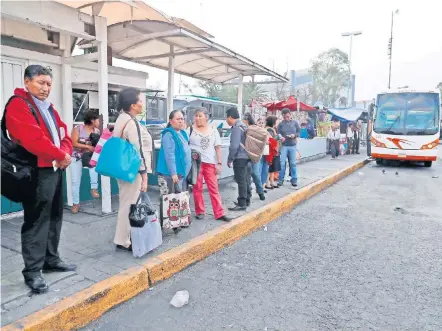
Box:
[371,136,387,148]
[420,139,439,150]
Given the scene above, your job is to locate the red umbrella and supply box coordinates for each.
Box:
[273,96,316,111]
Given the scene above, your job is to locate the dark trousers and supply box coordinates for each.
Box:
[21,168,64,278]
[347,138,354,154]
[330,139,340,158]
[353,137,360,153]
[233,159,252,207]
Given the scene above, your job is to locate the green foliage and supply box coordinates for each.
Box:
[309,48,350,107]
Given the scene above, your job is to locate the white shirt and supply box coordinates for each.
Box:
[189,126,222,164]
[346,126,354,138]
[327,129,340,140]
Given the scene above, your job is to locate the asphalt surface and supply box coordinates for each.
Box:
[84,154,442,331]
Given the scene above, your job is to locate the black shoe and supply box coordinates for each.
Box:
[265,185,274,190]
[228,205,247,211]
[277,182,284,187]
[42,261,77,273]
[263,189,268,194]
[116,245,132,252]
[216,216,232,222]
[259,193,266,201]
[273,185,279,189]
[234,201,251,207]
[195,214,205,220]
[291,181,298,187]
[25,275,49,294]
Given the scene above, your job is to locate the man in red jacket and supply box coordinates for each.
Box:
[5,65,76,294]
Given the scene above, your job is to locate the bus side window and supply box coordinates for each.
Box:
[202,102,213,118]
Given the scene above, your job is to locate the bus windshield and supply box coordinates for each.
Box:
[374,92,440,135]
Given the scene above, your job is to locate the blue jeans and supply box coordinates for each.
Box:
[71,158,99,204]
[251,158,264,194]
[260,157,270,188]
[279,145,298,184]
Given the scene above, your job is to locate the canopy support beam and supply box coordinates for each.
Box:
[61,33,74,207]
[167,45,175,116]
[237,74,243,114]
[96,16,112,214]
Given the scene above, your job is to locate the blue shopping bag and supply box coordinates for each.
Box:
[96,136,141,183]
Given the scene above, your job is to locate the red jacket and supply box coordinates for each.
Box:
[5,88,73,168]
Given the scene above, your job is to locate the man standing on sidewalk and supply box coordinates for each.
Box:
[353,122,361,154]
[346,122,354,154]
[226,107,252,211]
[4,65,76,294]
[277,108,300,187]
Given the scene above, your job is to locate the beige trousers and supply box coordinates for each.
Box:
[114,175,142,247]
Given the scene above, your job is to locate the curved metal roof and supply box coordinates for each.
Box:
[61,1,288,84]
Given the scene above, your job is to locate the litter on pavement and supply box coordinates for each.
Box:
[170,290,189,308]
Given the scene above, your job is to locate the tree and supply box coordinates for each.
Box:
[309,48,350,107]
[198,80,269,105]
[295,84,314,104]
[338,96,347,107]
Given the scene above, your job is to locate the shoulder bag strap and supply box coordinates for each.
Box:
[133,118,147,171]
[1,95,40,136]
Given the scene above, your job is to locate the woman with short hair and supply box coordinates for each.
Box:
[189,108,231,222]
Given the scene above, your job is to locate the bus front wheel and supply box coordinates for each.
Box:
[424,161,432,168]
[376,159,384,165]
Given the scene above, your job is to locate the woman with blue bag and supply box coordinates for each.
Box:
[110,88,153,251]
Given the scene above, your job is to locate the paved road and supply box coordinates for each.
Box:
[85,155,441,331]
[2,153,368,326]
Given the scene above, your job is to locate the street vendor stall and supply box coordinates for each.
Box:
[327,107,366,155]
[262,96,327,160]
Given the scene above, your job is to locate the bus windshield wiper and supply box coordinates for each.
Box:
[385,114,401,132]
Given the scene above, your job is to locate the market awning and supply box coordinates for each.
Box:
[265,96,316,111]
[328,107,366,122]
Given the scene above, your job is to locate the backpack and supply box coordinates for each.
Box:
[240,124,268,163]
[1,96,40,202]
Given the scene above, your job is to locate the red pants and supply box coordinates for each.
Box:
[193,162,225,219]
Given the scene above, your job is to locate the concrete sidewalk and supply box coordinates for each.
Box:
[1,152,366,326]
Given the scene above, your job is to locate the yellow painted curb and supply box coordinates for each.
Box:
[3,159,368,331]
[145,158,369,284]
[2,266,148,331]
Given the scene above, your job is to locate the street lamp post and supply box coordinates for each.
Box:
[388,9,399,89]
[341,31,362,107]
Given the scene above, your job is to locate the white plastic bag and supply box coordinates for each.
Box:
[131,194,162,258]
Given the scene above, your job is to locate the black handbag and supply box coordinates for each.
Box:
[129,192,155,228]
[1,96,40,203]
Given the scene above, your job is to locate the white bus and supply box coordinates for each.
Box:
[370,90,441,167]
[173,95,238,131]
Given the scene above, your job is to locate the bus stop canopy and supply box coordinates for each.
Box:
[62,1,287,84]
[79,19,288,84]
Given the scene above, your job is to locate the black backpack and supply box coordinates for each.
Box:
[1,96,40,202]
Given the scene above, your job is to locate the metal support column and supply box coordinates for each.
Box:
[61,34,73,206]
[167,45,175,117]
[96,16,112,214]
[237,74,243,114]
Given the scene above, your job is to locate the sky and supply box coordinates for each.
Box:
[115,0,442,101]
